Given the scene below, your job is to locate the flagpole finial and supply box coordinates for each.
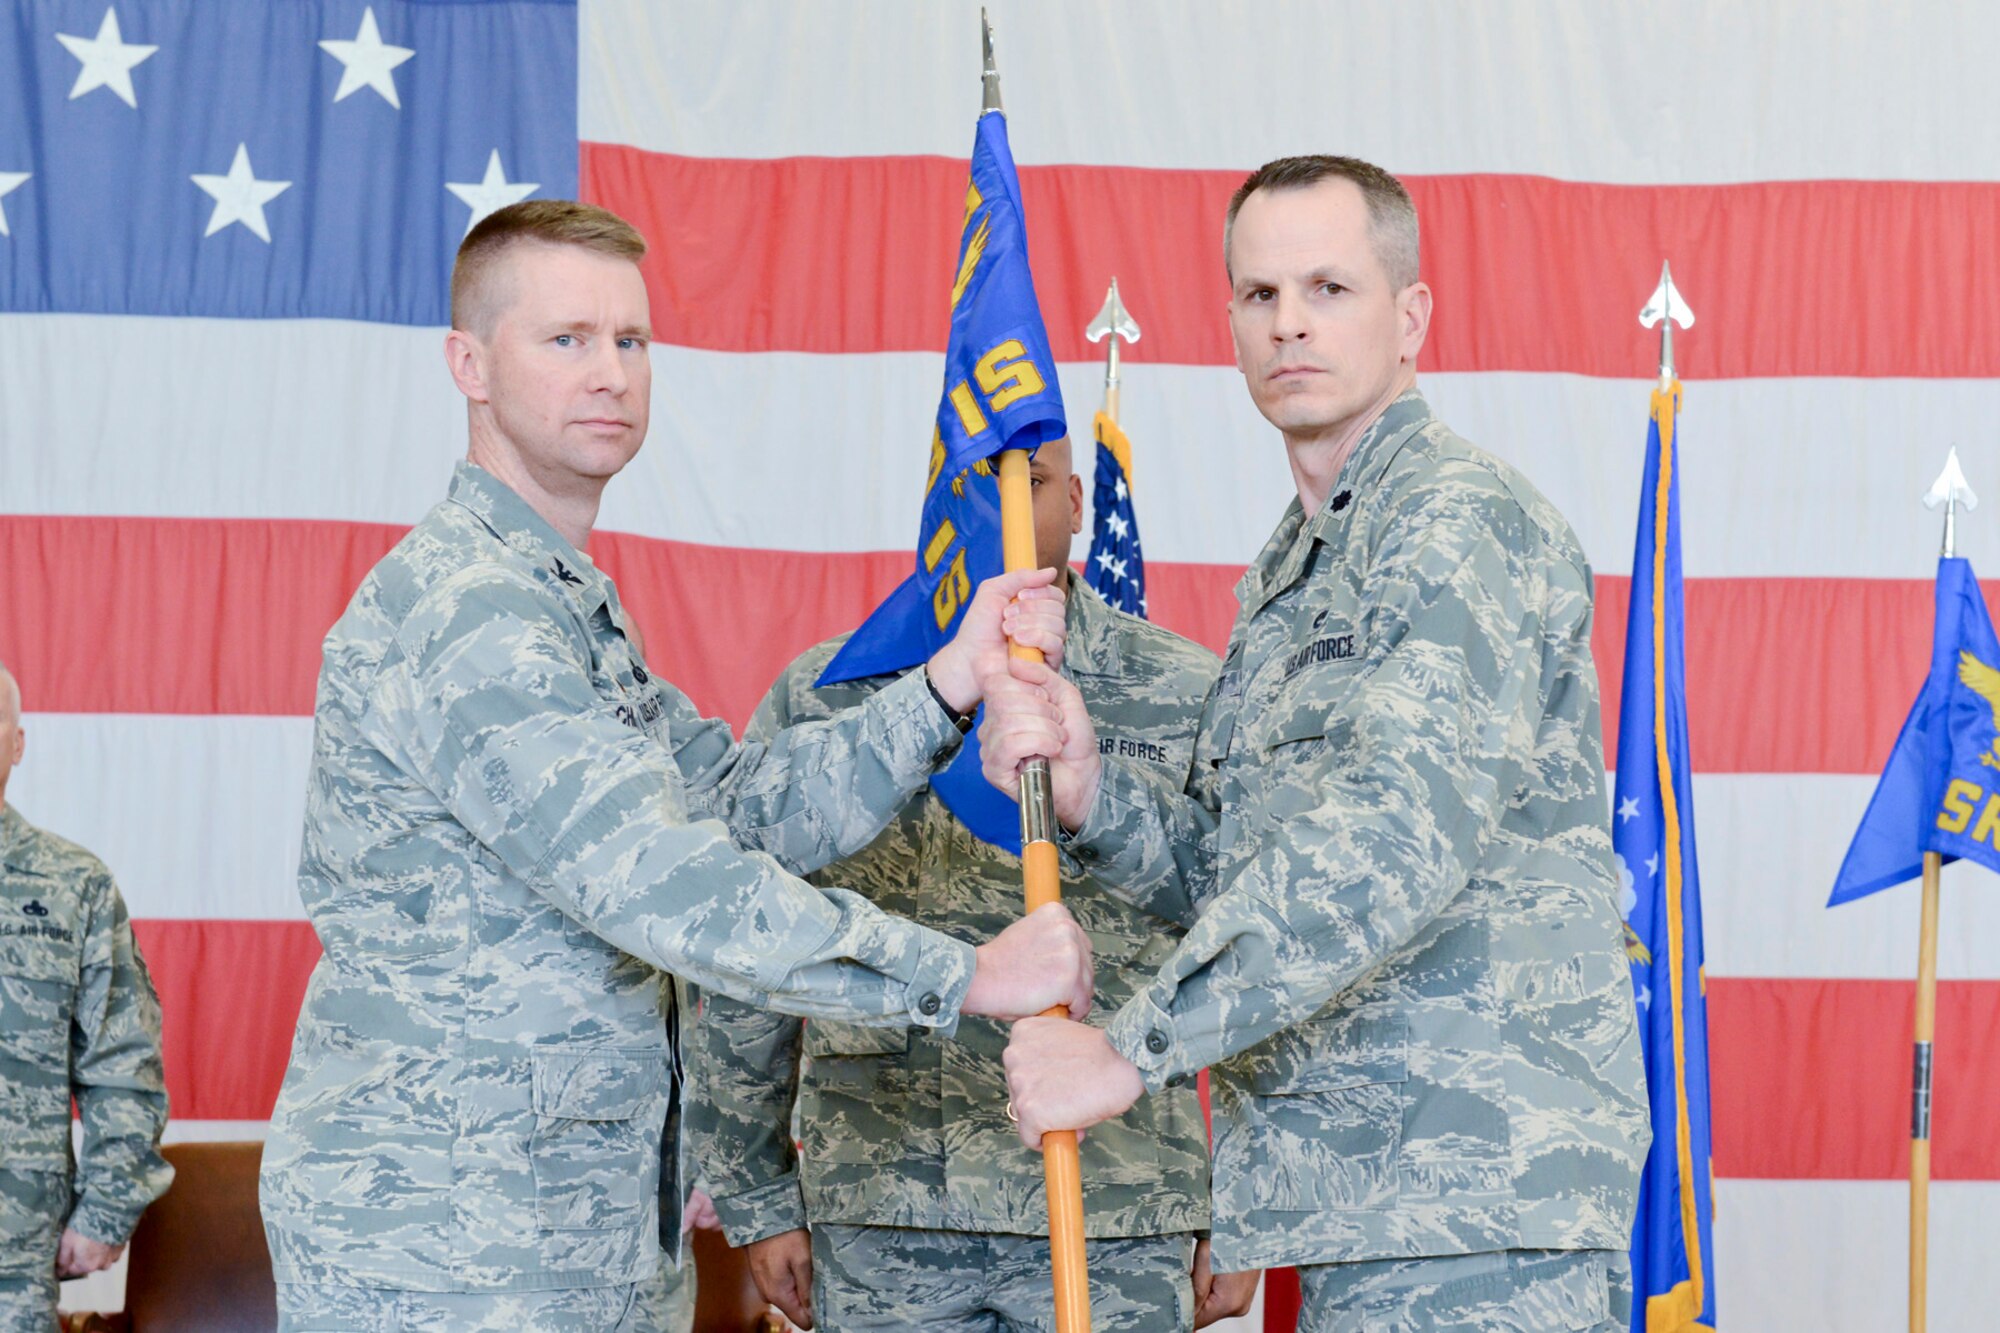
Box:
[980,9,1003,115]
[1925,445,1979,558]
[1085,277,1142,404]
[1638,261,1695,388]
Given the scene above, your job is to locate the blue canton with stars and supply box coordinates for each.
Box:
[0,1,577,326]
[1085,425,1146,618]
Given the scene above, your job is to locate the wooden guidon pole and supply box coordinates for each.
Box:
[997,444,1092,1333]
[1911,850,1941,1332]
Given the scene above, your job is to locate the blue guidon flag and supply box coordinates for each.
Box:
[818,105,1066,853]
[1830,555,2000,901]
[1084,410,1146,618]
[1616,378,1718,1333]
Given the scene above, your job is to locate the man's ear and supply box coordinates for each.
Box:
[1068,472,1084,535]
[444,328,491,404]
[1399,282,1434,365]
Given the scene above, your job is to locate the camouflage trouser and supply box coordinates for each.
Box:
[0,1167,63,1333]
[1296,1247,1630,1332]
[276,1257,688,1333]
[0,1278,59,1333]
[810,1223,1195,1332]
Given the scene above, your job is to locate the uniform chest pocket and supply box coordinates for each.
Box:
[0,929,81,1071]
[530,1050,669,1231]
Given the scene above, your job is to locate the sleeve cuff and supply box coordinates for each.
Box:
[902,929,978,1039]
[65,1195,142,1248]
[711,1175,810,1248]
[881,668,967,771]
[1104,991,1189,1095]
[1066,754,1146,863]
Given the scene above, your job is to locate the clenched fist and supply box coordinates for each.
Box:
[961,902,1093,1022]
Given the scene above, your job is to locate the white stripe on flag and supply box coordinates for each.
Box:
[7,311,1999,578]
[579,0,2000,185]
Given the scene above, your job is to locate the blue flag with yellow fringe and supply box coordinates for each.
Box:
[817,108,1065,852]
[1829,557,2000,904]
[1617,381,1718,1333]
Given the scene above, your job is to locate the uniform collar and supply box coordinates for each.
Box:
[1237,389,1434,617]
[447,461,612,616]
[1060,578,1123,678]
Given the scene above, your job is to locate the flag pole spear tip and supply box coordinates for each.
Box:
[1086,277,1143,413]
[980,9,1003,115]
[1638,260,1695,389]
[1924,445,1979,559]
[1085,277,1143,395]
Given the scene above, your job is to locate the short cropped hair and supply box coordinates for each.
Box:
[450,200,648,335]
[1224,155,1420,290]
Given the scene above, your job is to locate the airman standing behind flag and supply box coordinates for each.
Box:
[982,155,1649,1331]
[689,431,1255,1333]
[257,200,1095,1331]
[0,663,172,1333]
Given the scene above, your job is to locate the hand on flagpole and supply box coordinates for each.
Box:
[962,902,1094,1021]
[977,658,1102,829]
[926,568,1066,714]
[1002,1016,1143,1150]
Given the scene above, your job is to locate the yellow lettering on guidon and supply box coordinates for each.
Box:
[948,381,989,437]
[923,520,958,573]
[1973,795,2000,851]
[932,549,971,629]
[1938,778,1982,834]
[925,429,947,497]
[975,339,1046,412]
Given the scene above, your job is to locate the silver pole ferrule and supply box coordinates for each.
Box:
[1018,758,1057,847]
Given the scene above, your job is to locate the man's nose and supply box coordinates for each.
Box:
[1270,287,1310,342]
[586,339,629,394]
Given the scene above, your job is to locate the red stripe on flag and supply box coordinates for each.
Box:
[0,515,1956,774]
[124,919,2000,1172]
[582,144,2000,378]
[1709,977,2000,1180]
[135,918,321,1123]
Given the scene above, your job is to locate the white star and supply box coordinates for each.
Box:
[1095,549,1116,571]
[1114,476,1129,502]
[1106,513,1130,539]
[55,7,158,108]
[191,144,292,243]
[1138,596,1149,615]
[1111,557,1130,581]
[0,172,28,238]
[319,7,414,109]
[447,150,538,234]
[1617,796,1641,823]
[1646,852,1660,877]
[1635,984,1652,1009]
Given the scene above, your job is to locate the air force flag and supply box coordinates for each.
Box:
[818,108,1065,852]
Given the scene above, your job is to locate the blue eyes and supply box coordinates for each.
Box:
[553,335,645,350]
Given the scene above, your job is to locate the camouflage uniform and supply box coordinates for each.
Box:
[688,583,1215,1331]
[1065,393,1648,1323]
[0,805,172,1333]
[261,463,983,1323]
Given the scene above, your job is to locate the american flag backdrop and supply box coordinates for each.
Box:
[8,3,2000,1327]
